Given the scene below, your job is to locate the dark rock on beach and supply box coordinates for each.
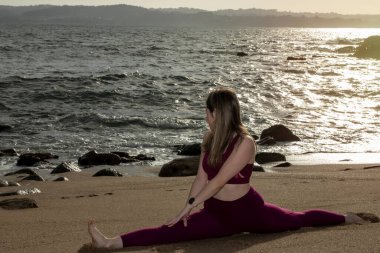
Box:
[255,152,286,164]
[134,154,155,161]
[93,168,123,177]
[5,168,38,176]
[237,52,248,57]
[78,150,121,166]
[0,198,38,210]
[0,179,9,187]
[17,152,59,166]
[287,56,306,61]
[51,162,81,174]
[159,157,200,177]
[176,143,201,156]
[260,124,300,142]
[253,162,265,172]
[22,174,45,182]
[0,148,19,157]
[273,162,292,167]
[354,36,380,59]
[54,177,69,182]
[0,124,13,132]
[0,187,41,197]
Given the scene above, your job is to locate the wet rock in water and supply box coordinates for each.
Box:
[111,151,130,158]
[237,52,248,57]
[0,148,19,157]
[0,124,13,132]
[93,168,123,177]
[22,174,45,182]
[159,157,199,177]
[287,56,306,61]
[0,179,9,187]
[17,152,59,166]
[255,152,286,164]
[133,154,155,161]
[51,162,81,174]
[54,177,69,182]
[78,150,121,166]
[176,143,201,156]
[5,168,38,176]
[253,162,265,172]
[256,137,276,146]
[335,46,355,54]
[354,36,380,59]
[0,187,41,197]
[260,124,301,142]
[0,198,38,210]
[273,162,292,167]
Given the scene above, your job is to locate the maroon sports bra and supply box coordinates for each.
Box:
[202,134,253,184]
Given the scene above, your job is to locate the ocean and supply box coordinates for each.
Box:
[1,24,380,171]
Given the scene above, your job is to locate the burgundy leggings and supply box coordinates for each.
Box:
[120,187,345,247]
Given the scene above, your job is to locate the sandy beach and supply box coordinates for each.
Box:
[1,163,379,253]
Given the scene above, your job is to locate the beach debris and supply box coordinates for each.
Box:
[54,177,69,182]
[0,148,19,157]
[93,168,123,177]
[5,168,39,176]
[159,157,199,177]
[363,165,380,170]
[255,152,286,164]
[287,56,306,61]
[253,162,265,172]
[176,143,201,156]
[0,187,41,197]
[354,36,380,59]
[260,124,301,142]
[17,152,59,166]
[78,150,121,166]
[273,162,292,167]
[0,198,38,210]
[237,52,248,57]
[51,162,81,174]
[22,174,45,182]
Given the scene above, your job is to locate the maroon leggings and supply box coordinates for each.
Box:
[120,187,345,247]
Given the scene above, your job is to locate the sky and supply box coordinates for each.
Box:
[1,0,380,15]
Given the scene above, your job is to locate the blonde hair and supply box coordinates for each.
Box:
[202,87,249,166]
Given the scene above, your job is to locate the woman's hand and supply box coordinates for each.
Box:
[165,205,193,227]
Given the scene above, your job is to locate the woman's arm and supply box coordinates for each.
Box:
[190,136,255,207]
[186,152,208,204]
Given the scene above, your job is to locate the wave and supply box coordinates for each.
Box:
[56,113,200,130]
[0,102,11,111]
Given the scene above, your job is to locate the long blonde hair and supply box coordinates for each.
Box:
[202,87,249,166]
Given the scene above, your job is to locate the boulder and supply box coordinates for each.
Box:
[134,154,155,161]
[78,150,121,166]
[260,124,300,142]
[54,177,69,182]
[51,162,81,174]
[17,152,59,166]
[354,36,380,59]
[159,157,199,177]
[0,198,38,210]
[0,179,9,187]
[5,168,38,176]
[93,168,123,177]
[255,152,286,164]
[273,162,292,167]
[0,148,18,157]
[253,162,265,172]
[8,181,21,187]
[0,187,41,197]
[111,151,130,158]
[0,124,13,132]
[176,143,201,156]
[237,52,248,57]
[22,174,45,182]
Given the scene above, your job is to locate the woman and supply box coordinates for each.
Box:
[88,87,375,249]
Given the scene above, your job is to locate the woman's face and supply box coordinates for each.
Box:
[206,108,215,129]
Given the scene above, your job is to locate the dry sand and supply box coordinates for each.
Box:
[1,163,379,253]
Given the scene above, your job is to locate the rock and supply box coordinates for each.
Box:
[93,168,123,177]
[0,124,13,132]
[22,174,45,182]
[159,157,199,177]
[177,143,201,156]
[121,157,139,163]
[51,162,81,174]
[255,152,286,164]
[256,137,276,145]
[78,150,121,166]
[133,154,155,161]
[54,177,69,182]
[17,152,59,166]
[0,198,38,210]
[253,162,265,172]
[354,36,380,59]
[287,56,306,61]
[0,179,9,187]
[111,151,130,158]
[237,52,248,57]
[8,181,21,186]
[0,187,41,197]
[260,124,301,142]
[0,148,18,157]
[273,162,292,167]
[335,46,355,53]
[5,168,38,176]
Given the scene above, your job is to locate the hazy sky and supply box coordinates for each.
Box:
[2,0,380,15]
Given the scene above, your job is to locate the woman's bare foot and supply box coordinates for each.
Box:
[88,220,110,248]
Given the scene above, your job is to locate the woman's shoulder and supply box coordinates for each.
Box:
[237,134,256,150]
